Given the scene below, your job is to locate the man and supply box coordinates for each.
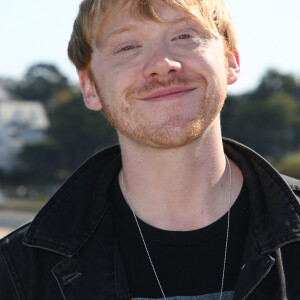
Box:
[1,0,300,299]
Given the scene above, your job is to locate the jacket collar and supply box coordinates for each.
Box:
[23,139,300,257]
[223,138,300,255]
[23,145,122,257]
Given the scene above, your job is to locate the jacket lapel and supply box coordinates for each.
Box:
[51,208,130,300]
[224,139,300,299]
[233,235,275,300]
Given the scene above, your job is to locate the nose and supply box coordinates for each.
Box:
[142,47,182,79]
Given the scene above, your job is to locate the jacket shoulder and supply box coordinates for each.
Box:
[0,222,32,256]
[0,221,30,244]
[281,174,300,198]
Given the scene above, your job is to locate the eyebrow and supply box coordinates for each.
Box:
[98,25,139,48]
[107,17,192,35]
[109,25,139,38]
[98,17,199,48]
[170,16,195,24]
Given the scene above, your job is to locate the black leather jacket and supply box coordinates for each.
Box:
[1,138,300,300]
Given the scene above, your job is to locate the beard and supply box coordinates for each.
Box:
[91,73,227,148]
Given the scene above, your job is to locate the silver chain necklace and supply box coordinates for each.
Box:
[121,155,232,300]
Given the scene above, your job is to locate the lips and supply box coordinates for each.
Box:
[139,87,196,101]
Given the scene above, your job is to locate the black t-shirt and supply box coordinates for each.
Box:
[110,175,250,299]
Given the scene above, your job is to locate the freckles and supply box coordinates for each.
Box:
[111,70,121,81]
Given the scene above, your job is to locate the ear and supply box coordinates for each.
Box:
[227,50,240,85]
[79,69,102,111]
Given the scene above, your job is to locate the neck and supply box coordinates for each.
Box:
[118,120,243,231]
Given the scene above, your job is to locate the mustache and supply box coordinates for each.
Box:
[126,76,205,99]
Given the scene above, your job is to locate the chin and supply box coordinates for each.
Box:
[101,95,222,149]
[119,119,208,149]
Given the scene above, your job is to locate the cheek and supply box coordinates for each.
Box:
[110,64,143,92]
[199,51,227,83]
[185,50,213,78]
[98,66,136,105]
[110,55,140,77]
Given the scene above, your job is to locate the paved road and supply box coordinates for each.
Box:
[0,210,36,238]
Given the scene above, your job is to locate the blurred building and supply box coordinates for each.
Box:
[0,85,10,103]
[0,100,50,172]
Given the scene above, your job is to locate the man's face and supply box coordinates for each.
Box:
[83,0,239,148]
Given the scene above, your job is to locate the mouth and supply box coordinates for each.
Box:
[139,87,197,102]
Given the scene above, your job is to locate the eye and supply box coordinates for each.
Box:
[171,29,210,45]
[171,31,195,42]
[119,45,135,52]
[116,43,143,54]
[178,34,192,40]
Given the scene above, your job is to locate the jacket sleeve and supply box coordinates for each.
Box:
[0,246,19,300]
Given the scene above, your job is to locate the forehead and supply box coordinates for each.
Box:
[108,0,195,21]
[96,0,201,44]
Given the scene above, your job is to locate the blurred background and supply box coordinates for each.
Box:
[0,0,300,238]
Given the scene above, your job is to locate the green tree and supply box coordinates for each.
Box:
[9,63,69,105]
[276,152,300,178]
[222,93,300,156]
[19,141,60,183]
[251,69,298,100]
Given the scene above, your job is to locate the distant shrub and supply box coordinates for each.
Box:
[276,152,300,178]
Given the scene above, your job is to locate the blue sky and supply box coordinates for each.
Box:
[1,0,299,95]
